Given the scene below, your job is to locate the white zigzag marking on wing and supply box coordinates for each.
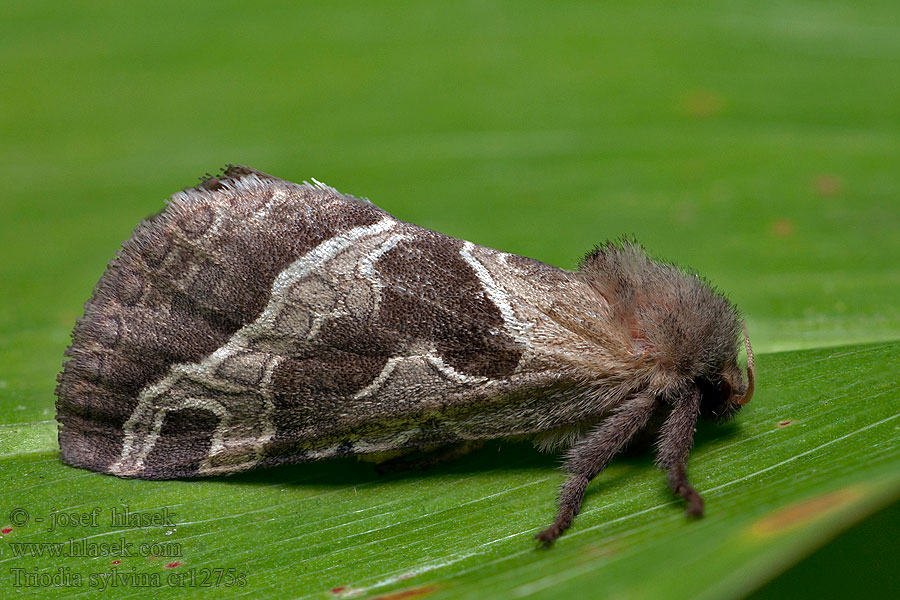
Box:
[307,230,407,340]
[425,353,490,383]
[353,356,405,400]
[351,242,521,407]
[459,241,528,343]
[353,353,489,401]
[112,217,397,476]
[358,233,410,311]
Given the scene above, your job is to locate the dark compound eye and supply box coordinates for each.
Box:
[697,376,735,420]
[716,378,732,399]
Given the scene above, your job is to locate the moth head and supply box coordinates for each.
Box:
[697,322,755,421]
[576,240,756,419]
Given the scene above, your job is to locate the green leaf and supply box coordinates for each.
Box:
[1,342,898,598]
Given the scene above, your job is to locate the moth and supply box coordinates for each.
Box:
[56,165,755,545]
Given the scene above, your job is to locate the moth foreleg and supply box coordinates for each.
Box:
[535,393,657,546]
[655,387,704,517]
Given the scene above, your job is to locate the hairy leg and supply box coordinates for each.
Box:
[535,393,657,545]
[656,387,703,516]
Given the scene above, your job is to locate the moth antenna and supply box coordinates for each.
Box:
[737,321,755,405]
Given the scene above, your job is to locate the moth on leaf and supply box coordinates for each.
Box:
[56,165,755,545]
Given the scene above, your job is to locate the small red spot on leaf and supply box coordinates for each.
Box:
[770,219,795,238]
[750,487,863,537]
[682,90,724,118]
[331,587,346,594]
[583,540,623,559]
[778,420,793,427]
[111,560,121,565]
[371,585,437,600]
[1,528,12,534]
[813,174,843,197]
[165,561,181,569]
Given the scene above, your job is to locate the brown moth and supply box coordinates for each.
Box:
[56,165,755,545]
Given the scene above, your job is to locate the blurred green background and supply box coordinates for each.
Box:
[1,1,898,598]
